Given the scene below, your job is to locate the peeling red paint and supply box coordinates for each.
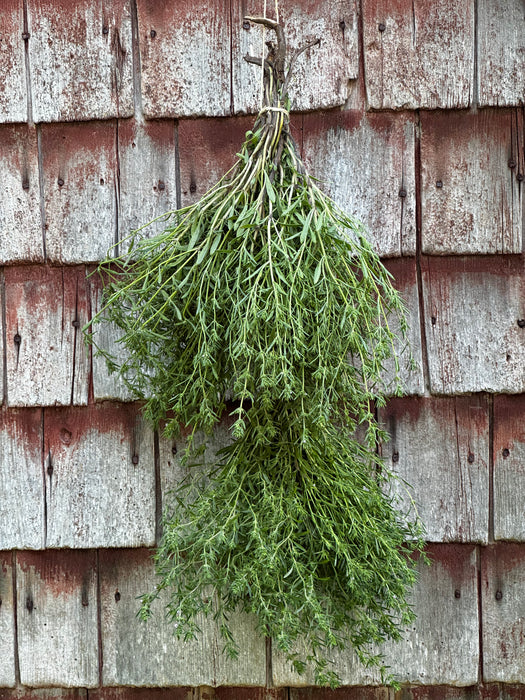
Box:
[16,549,97,598]
[425,543,477,583]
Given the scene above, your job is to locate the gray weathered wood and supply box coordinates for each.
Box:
[478,0,525,107]
[0,553,16,687]
[291,690,390,700]
[4,266,90,406]
[422,256,525,395]
[44,403,156,548]
[0,124,43,263]
[17,550,99,687]
[232,0,359,114]
[302,111,416,257]
[381,258,424,395]
[273,544,479,686]
[40,122,118,263]
[380,396,489,543]
[362,0,474,110]
[0,409,44,550]
[493,395,525,542]
[89,274,134,402]
[178,116,253,207]
[28,0,133,123]
[0,0,27,123]
[118,119,178,248]
[100,548,266,686]
[482,544,525,683]
[421,110,523,255]
[137,0,231,119]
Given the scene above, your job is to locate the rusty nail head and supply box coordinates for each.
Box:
[26,596,34,612]
[57,178,64,187]
[243,20,251,30]
[72,319,80,328]
[47,463,54,476]
[102,26,109,35]
[508,159,516,169]
[22,178,29,190]
[132,454,139,465]
[22,31,30,40]
[517,319,525,328]
[436,180,443,188]
[518,173,524,181]
[158,180,165,191]
[502,448,510,458]
[398,188,407,198]
[467,452,475,463]
[495,590,503,601]
[115,590,121,602]
[454,589,461,599]
[378,22,386,32]
[172,444,177,455]
[14,333,21,345]
[392,451,399,463]
[0,598,2,608]
[190,183,197,193]
[150,29,157,39]
[339,20,346,31]
[431,316,437,326]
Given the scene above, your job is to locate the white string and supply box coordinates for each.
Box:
[274,0,279,24]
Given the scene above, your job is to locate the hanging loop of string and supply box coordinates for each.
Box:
[259,0,280,109]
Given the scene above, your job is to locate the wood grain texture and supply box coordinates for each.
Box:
[302,110,416,257]
[493,395,525,542]
[89,273,134,402]
[0,124,43,263]
[380,396,489,543]
[362,0,474,110]
[272,544,479,686]
[0,0,27,123]
[27,0,133,122]
[290,690,390,700]
[420,110,523,255]
[422,257,525,395]
[232,0,359,114]
[137,0,231,119]
[382,258,424,396]
[44,403,156,548]
[0,691,87,699]
[0,553,16,687]
[478,0,525,107]
[0,409,44,550]
[4,266,90,407]
[178,116,253,207]
[100,548,266,687]
[481,544,525,683]
[40,121,118,263]
[17,550,99,687]
[117,119,178,249]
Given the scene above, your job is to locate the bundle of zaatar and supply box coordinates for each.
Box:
[88,17,425,687]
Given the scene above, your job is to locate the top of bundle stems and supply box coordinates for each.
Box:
[244,16,320,108]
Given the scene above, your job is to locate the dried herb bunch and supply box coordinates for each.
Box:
[89,17,425,687]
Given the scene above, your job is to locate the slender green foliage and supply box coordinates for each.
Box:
[87,18,425,687]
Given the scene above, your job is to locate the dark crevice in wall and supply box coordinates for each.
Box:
[42,409,49,548]
[11,550,20,685]
[356,0,369,109]
[36,125,47,261]
[154,430,162,545]
[129,0,144,120]
[476,545,484,685]
[70,276,80,406]
[96,549,103,687]
[265,635,273,688]
[488,394,494,544]
[1,269,7,406]
[174,121,182,211]
[413,111,431,394]
[229,0,234,115]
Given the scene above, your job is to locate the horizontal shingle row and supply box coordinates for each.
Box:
[1,109,523,265]
[0,544,524,687]
[2,394,525,552]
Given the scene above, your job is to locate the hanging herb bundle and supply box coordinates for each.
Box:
[89,16,425,687]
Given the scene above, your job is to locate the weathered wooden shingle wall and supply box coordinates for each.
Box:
[0,0,524,697]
